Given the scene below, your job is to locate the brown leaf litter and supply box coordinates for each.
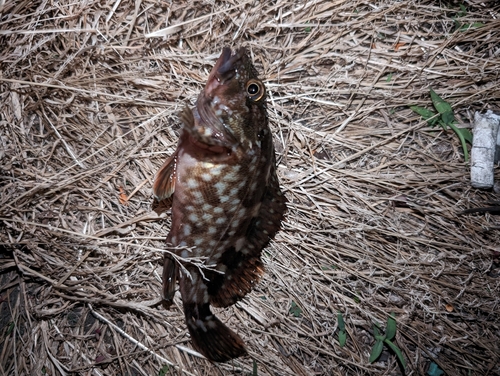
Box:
[1,1,499,375]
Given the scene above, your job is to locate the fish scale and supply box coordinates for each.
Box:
[175,162,251,257]
[153,46,286,362]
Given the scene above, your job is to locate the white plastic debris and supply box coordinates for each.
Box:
[470,110,500,189]
[496,119,500,163]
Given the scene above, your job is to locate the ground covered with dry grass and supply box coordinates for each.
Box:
[1,1,500,375]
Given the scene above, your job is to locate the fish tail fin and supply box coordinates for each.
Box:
[183,301,247,362]
[179,269,246,362]
[162,254,178,307]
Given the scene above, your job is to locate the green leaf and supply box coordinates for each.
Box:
[384,339,407,369]
[337,314,348,347]
[461,128,472,143]
[385,313,396,341]
[460,22,484,31]
[369,340,384,363]
[321,264,337,270]
[386,73,393,82]
[429,89,452,113]
[253,359,258,376]
[337,312,345,331]
[338,330,347,347]
[458,4,467,17]
[6,322,14,336]
[442,111,455,126]
[417,89,472,162]
[289,301,303,317]
[374,334,386,341]
[158,365,169,376]
[427,362,444,376]
[447,122,472,161]
[410,105,435,119]
[430,89,455,126]
[410,105,439,126]
[353,293,361,304]
[373,322,386,341]
[449,124,473,144]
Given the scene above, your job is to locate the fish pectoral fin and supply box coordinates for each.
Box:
[180,105,194,129]
[153,152,177,201]
[162,254,178,307]
[183,301,247,362]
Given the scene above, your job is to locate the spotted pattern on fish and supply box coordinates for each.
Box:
[153,47,286,362]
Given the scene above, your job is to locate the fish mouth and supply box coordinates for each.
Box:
[204,47,246,94]
[212,47,245,84]
[193,47,247,146]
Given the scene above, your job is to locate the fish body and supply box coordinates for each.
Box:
[153,47,286,362]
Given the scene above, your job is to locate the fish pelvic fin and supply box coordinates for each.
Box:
[162,254,178,307]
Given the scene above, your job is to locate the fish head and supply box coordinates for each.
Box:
[188,47,268,151]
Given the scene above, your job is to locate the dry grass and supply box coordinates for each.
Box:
[1,0,500,375]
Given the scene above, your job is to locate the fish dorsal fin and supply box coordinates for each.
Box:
[153,153,177,201]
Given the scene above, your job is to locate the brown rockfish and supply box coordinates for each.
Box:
[153,47,286,362]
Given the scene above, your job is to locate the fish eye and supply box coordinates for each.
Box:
[246,79,265,102]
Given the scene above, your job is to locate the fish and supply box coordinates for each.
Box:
[153,47,287,362]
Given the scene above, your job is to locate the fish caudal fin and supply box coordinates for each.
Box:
[162,254,178,307]
[179,268,247,362]
[184,302,247,362]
